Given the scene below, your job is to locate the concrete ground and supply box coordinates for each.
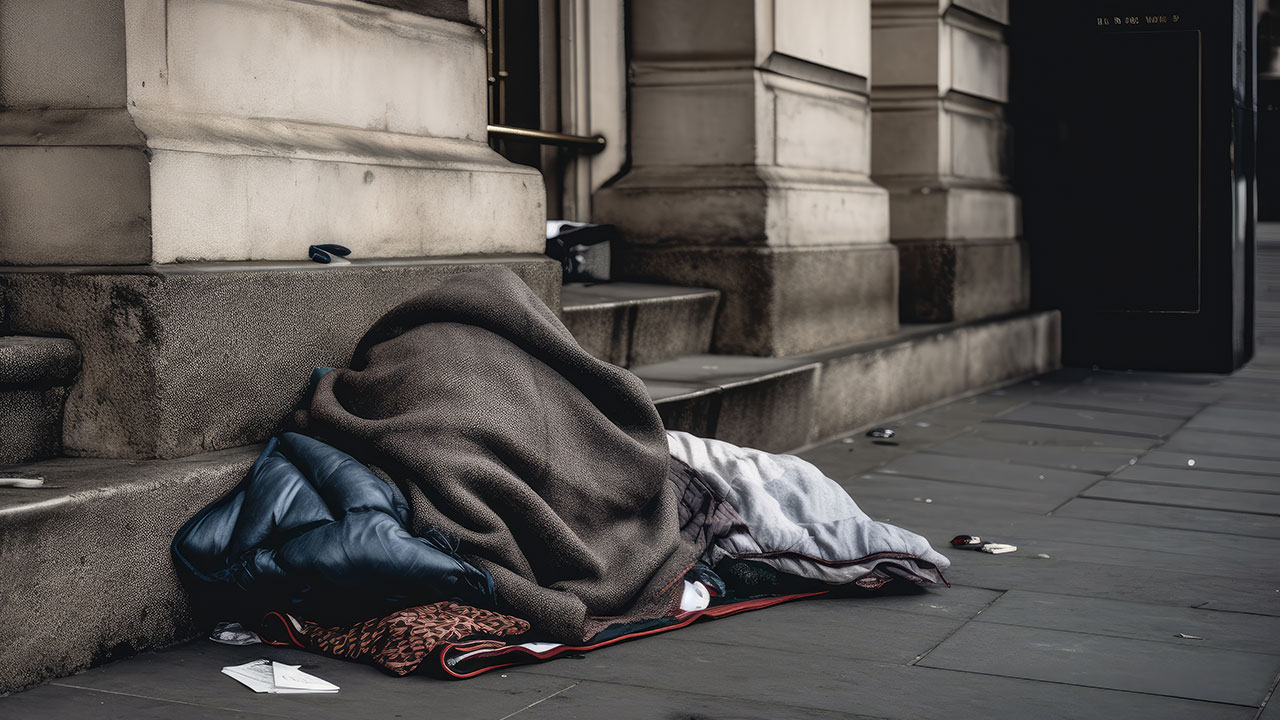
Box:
[3,248,1278,718]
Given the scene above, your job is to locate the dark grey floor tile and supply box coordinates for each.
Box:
[513,679,888,720]
[1055,497,1280,538]
[671,598,966,665]
[1082,480,1280,516]
[844,474,1070,515]
[1063,378,1229,404]
[1077,371,1223,387]
[1261,696,1280,720]
[995,405,1185,438]
[917,622,1279,705]
[513,635,1252,720]
[1140,449,1280,476]
[875,453,1101,494]
[862,501,1280,580]
[1162,430,1280,460]
[42,642,567,720]
[973,590,1280,655]
[1185,406,1280,437]
[925,437,1137,473]
[939,551,1280,616]
[796,440,895,480]
[967,423,1158,452]
[1218,378,1280,399]
[796,395,1062,479]
[796,439,939,482]
[1112,464,1280,494]
[851,584,1002,621]
[0,683,275,720]
[1036,392,1203,419]
[954,532,1277,583]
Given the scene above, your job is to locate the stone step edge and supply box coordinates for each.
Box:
[560,282,721,369]
[0,335,80,388]
[560,282,720,312]
[643,309,1062,450]
[0,447,259,694]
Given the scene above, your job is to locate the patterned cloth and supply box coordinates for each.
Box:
[297,601,530,676]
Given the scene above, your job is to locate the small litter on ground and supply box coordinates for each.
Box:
[0,477,44,489]
[222,659,338,694]
[951,535,1017,554]
[210,622,261,646]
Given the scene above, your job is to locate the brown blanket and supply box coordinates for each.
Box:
[294,268,701,642]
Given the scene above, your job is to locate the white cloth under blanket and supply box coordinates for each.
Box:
[666,431,950,584]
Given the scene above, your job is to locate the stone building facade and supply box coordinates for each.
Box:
[0,0,1057,692]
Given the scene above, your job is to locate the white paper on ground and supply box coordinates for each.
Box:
[221,659,339,694]
[272,662,339,692]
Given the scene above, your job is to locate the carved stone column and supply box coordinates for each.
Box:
[0,0,556,458]
[0,0,543,265]
[871,0,1028,322]
[596,0,896,356]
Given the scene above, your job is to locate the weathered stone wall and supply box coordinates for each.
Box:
[0,0,543,265]
[871,0,1029,322]
[597,0,897,356]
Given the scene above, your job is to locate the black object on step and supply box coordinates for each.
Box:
[308,244,352,264]
[545,222,618,282]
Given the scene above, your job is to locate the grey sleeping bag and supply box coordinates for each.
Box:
[665,431,950,586]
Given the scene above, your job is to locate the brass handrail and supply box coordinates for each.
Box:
[487,124,606,154]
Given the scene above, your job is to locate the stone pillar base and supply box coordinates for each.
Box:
[616,244,898,357]
[1,257,559,459]
[898,239,1028,323]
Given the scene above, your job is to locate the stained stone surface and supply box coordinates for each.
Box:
[0,257,559,459]
[0,336,80,462]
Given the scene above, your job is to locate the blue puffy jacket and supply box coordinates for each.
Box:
[172,432,495,624]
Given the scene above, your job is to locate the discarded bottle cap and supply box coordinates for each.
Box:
[866,427,896,439]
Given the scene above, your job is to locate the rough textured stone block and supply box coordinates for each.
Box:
[811,326,971,438]
[0,257,559,459]
[596,166,889,249]
[961,305,1059,388]
[0,336,79,385]
[560,282,719,367]
[617,244,898,357]
[636,355,822,453]
[898,238,1029,322]
[0,388,66,463]
[0,336,80,463]
[0,447,257,694]
[811,311,1059,440]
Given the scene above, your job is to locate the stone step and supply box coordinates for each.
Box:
[642,355,822,453]
[645,310,1061,454]
[0,446,256,694]
[560,282,719,368]
[0,336,80,464]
